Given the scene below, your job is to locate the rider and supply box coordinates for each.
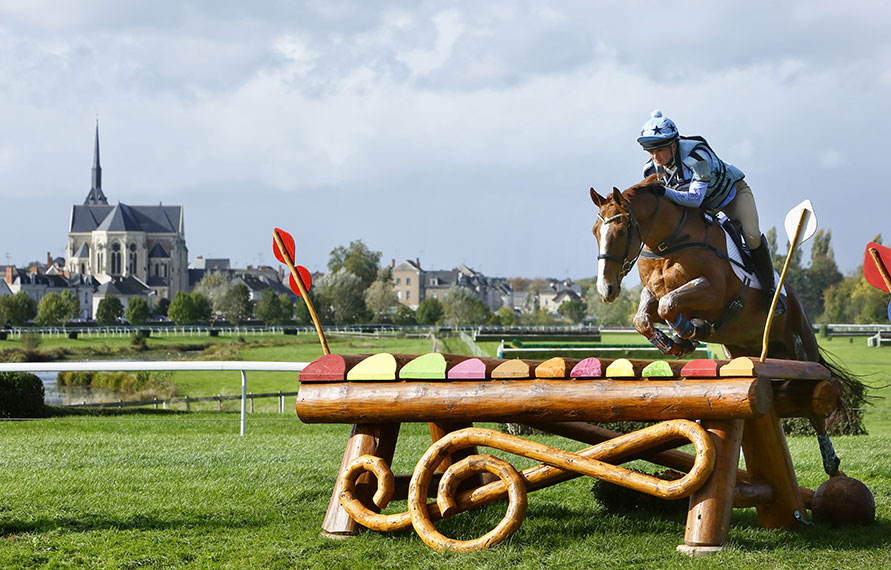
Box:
[636,109,783,314]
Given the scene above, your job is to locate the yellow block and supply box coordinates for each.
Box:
[346,353,397,380]
[719,356,756,377]
[605,358,635,378]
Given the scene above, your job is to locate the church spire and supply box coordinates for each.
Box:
[84,119,108,205]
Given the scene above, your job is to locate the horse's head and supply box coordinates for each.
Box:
[590,186,643,302]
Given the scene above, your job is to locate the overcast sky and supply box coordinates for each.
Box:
[2,1,889,281]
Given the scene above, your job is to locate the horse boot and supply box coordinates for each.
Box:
[750,238,785,315]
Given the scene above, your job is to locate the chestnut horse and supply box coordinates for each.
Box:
[589,175,864,445]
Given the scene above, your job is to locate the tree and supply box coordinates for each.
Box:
[255,289,294,325]
[328,240,381,288]
[96,295,124,325]
[392,304,417,325]
[494,306,517,326]
[586,284,638,326]
[35,291,80,326]
[0,291,37,325]
[126,297,151,326]
[316,270,367,325]
[558,298,588,324]
[365,279,397,323]
[217,283,252,325]
[193,271,232,309]
[441,287,489,326]
[154,297,170,317]
[168,291,212,325]
[798,229,842,318]
[416,297,444,325]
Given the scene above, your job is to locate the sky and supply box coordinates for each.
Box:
[1,1,889,282]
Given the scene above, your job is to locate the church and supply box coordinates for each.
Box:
[65,124,189,301]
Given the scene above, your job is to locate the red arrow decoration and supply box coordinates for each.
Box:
[272,227,296,265]
[288,266,312,297]
[863,242,891,294]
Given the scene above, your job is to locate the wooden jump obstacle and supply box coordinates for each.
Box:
[296,352,838,555]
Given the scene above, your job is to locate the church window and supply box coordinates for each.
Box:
[128,243,137,274]
[111,243,121,275]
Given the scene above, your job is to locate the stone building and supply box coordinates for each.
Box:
[65,124,188,300]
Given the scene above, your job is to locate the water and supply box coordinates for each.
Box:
[36,371,119,406]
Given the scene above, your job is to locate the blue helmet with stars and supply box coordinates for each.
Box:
[637,110,679,150]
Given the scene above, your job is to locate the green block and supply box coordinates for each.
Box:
[400,353,447,379]
[642,360,674,378]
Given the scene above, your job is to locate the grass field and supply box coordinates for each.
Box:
[1,331,890,568]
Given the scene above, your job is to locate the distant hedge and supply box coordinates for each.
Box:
[0,372,45,418]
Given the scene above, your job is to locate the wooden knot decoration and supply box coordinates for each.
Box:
[336,421,715,552]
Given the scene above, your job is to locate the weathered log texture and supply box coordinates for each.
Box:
[296,377,771,424]
[683,420,744,548]
[742,407,809,529]
[321,423,400,536]
[772,379,838,419]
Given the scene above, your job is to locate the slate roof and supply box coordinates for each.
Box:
[70,203,182,234]
[148,243,169,258]
[73,243,90,258]
[95,276,151,296]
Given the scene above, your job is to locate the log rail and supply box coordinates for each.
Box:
[296,353,837,555]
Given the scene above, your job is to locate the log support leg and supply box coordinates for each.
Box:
[741,407,808,529]
[321,423,401,537]
[678,419,744,557]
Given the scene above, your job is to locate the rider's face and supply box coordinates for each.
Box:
[648,144,675,167]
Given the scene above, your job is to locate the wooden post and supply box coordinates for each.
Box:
[741,406,808,529]
[321,423,401,537]
[679,419,743,555]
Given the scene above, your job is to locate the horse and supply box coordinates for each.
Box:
[589,175,865,445]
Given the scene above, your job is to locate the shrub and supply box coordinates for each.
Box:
[21,331,42,352]
[0,371,45,418]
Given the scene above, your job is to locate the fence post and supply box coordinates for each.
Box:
[278,391,284,414]
[185,396,191,412]
[240,370,247,437]
[249,393,254,414]
[218,394,223,411]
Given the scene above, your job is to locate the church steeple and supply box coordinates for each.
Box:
[84,120,108,205]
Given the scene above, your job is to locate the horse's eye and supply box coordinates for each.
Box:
[616,229,626,237]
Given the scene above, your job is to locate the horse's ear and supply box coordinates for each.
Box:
[590,187,604,206]
[611,187,629,213]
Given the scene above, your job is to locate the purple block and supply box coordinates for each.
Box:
[570,357,602,378]
[447,358,486,380]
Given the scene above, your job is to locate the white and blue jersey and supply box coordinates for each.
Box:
[643,136,745,211]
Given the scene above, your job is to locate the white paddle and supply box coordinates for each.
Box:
[760,199,818,362]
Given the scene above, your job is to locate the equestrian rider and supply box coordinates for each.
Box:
[636,110,782,313]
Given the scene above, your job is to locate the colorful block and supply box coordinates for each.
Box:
[535,357,577,379]
[346,353,397,381]
[719,356,756,377]
[447,358,487,380]
[492,359,534,379]
[299,354,365,382]
[642,360,674,378]
[400,353,447,379]
[681,359,719,378]
[605,358,635,378]
[570,357,602,378]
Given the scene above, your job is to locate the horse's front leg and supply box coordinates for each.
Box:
[657,276,719,341]
[634,286,680,355]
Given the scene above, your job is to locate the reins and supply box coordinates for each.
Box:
[596,193,660,277]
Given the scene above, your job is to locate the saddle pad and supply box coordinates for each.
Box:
[720,223,784,294]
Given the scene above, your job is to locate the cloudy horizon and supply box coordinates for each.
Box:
[2,1,889,282]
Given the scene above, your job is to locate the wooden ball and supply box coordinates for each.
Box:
[811,476,875,526]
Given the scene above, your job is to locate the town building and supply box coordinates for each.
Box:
[65,124,188,301]
[391,259,511,312]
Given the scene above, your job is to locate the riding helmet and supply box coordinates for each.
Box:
[637,110,679,150]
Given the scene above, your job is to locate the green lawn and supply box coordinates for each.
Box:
[1,331,890,568]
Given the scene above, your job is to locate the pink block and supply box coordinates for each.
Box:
[570,357,602,378]
[447,358,486,380]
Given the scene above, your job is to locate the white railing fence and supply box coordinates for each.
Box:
[0,361,307,436]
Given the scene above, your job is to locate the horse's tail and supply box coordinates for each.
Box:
[818,347,869,435]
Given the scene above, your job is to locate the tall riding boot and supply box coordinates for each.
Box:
[750,237,785,315]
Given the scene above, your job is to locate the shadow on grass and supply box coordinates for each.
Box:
[0,511,268,536]
[44,406,182,418]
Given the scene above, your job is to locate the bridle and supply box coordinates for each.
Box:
[596,196,660,278]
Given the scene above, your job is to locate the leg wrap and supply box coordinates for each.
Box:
[818,433,842,475]
[671,314,695,339]
[647,329,673,354]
